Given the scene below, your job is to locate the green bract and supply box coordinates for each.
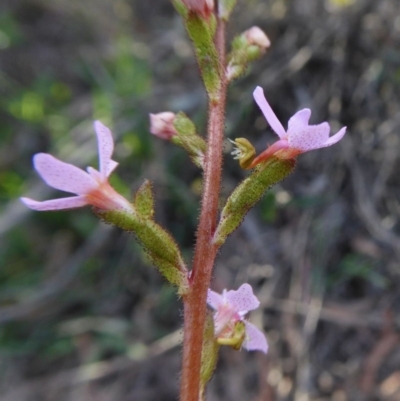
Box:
[173,112,207,168]
[185,14,220,98]
[200,312,220,398]
[213,157,295,246]
[134,180,155,219]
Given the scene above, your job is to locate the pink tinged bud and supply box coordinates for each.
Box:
[21,121,134,213]
[244,27,271,50]
[207,283,268,353]
[182,0,214,17]
[249,86,346,167]
[149,112,177,141]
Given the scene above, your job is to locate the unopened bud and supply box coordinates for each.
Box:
[244,27,271,49]
[226,27,270,82]
[182,0,214,17]
[149,112,177,140]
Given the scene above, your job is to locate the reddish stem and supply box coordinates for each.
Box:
[179,18,227,401]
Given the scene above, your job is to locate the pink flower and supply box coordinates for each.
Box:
[207,283,268,353]
[249,86,346,167]
[21,121,134,212]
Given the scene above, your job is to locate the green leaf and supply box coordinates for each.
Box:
[134,180,154,219]
[172,112,206,168]
[200,312,220,399]
[185,14,220,98]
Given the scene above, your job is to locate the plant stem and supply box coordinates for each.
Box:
[180,18,227,401]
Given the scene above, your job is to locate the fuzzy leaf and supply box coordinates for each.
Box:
[200,312,220,399]
[172,112,207,168]
[171,0,188,17]
[134,180,154,219]
[186,14,220,98]
[213,157,295,246]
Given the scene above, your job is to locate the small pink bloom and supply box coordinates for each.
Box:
[149,112,177,141]
[21,121,134,212]
[207,283,268,353]
[250,86,346,167]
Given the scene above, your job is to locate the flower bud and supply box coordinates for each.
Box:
[182,0,214,17]
[226,27,270,82]
[149,112,177,140]
[244,26,271,50]
[173,112,207,169]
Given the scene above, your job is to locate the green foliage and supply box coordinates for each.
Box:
[113,36,151,97]
[0,171,25,200]
[0,12,24,48]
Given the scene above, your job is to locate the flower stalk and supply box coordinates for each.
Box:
[179,17,227,401]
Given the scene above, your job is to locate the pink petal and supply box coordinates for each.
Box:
[321,126,346,147]
[207,289,224,310]
[21,195,88,211]
[34,153,97,195]
[225,283,260,313]
[288,121,331,152]
[94,121,115,178]
[107,160,119,176]
[253,86,286,139]
[243,321,268,353]
[288,108,311,128]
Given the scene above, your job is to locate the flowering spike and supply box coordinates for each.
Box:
[249,86,347,167]
[21,122,134,213]
[207,284,268,353]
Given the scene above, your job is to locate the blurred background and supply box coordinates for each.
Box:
[1,0,400,400]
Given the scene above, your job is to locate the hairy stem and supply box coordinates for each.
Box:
[180,18,227,401]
